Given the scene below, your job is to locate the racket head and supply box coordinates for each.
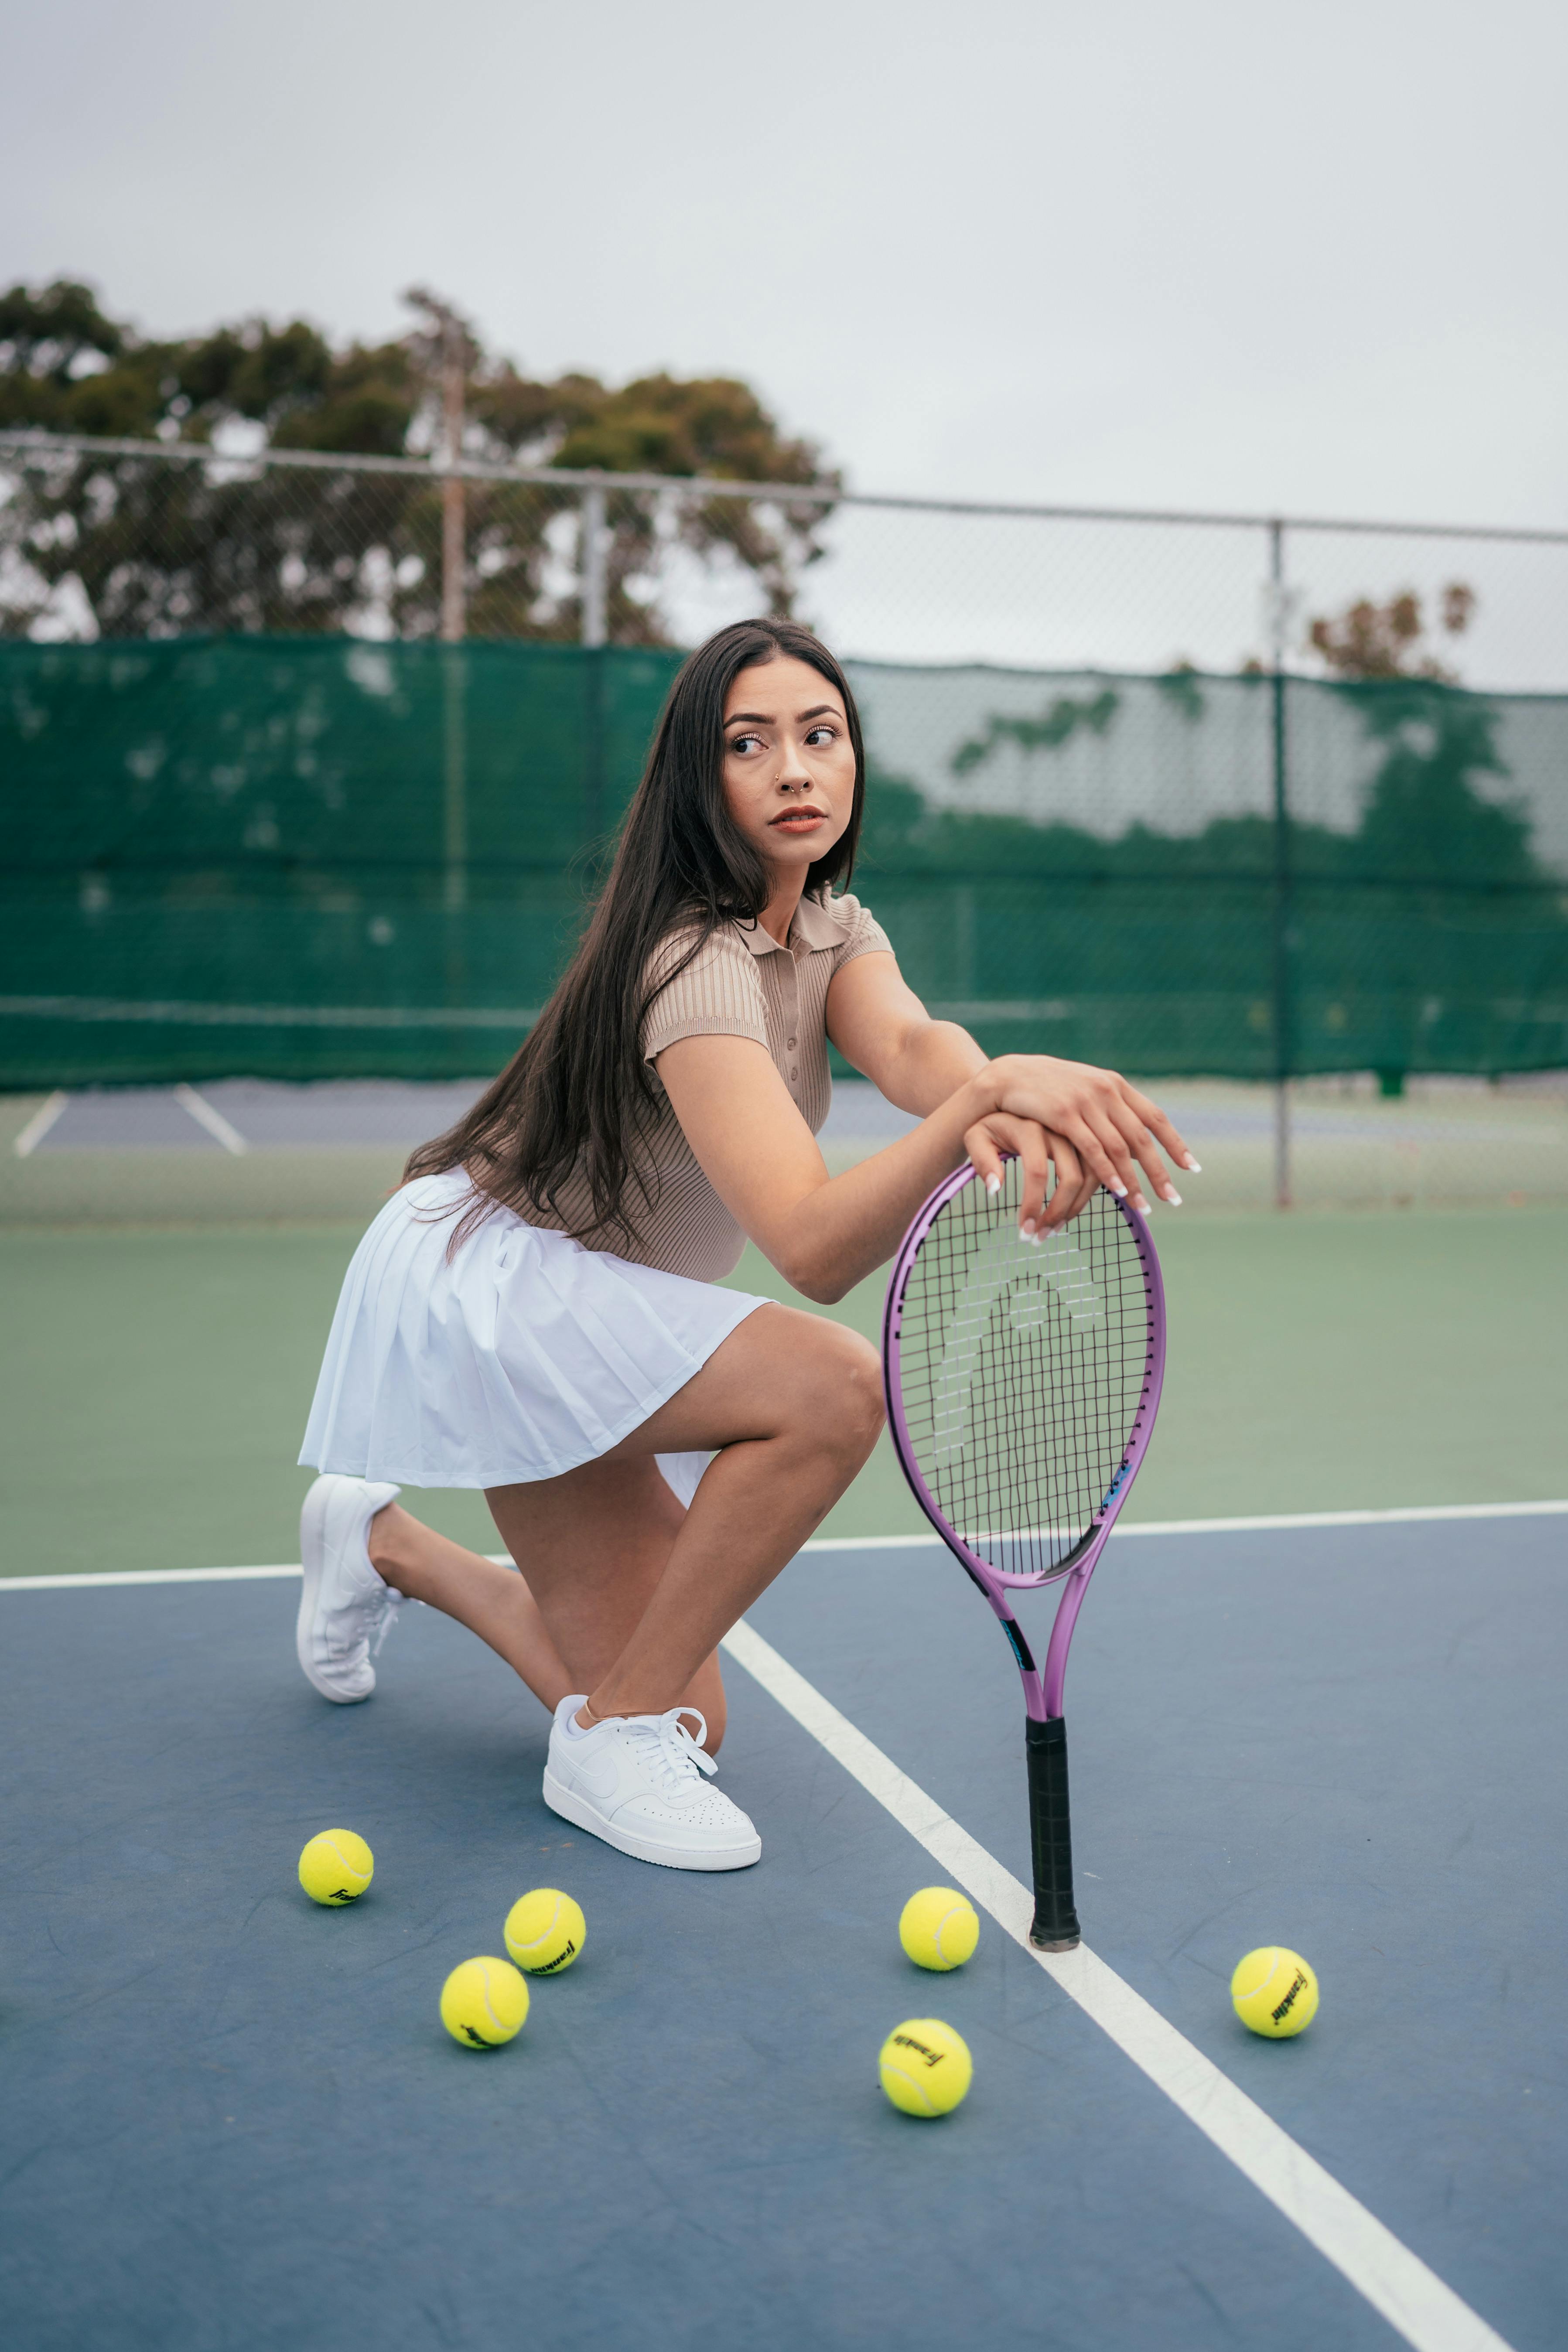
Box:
[883,1162,1166,1593]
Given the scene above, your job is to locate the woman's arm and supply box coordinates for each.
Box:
[825,949,989,1115]
[824,944,1192,1233]
[823,949,1100,1235]
[656,1028,1193,1306]
[656,1035,993,1303]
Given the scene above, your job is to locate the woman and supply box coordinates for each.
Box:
[297,618,1193,1873]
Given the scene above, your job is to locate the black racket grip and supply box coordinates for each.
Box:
[1026,1715,1081,1950]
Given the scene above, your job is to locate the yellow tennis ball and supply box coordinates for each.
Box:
[440,1957,530,2049]
[504,1888,586,1975]
[898,1887,980,1972]
[1231,1946,1319,2038]
[879,2018,973,2117]
[297,1829,374,1906]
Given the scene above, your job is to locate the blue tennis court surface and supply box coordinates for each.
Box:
[2,1515,1562,2350]
[15,1078,922,1152]
[19,1074,1559,1158]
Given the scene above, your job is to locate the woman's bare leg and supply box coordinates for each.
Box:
[510,1303,884,1726]
[485,1459,730,1747]
[363,1465,727,1742]
[363,1300,882,1748]
[365,1509,573,1711]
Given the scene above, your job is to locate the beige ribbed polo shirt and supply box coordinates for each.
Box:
[525,888,892,1282]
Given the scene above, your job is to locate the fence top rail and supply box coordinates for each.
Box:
[2,428,1565,552]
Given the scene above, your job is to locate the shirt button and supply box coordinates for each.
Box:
[786,1035,797,1048]
[790,1067,799,1081]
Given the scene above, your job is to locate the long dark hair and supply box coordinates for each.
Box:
[404,617,867,1246]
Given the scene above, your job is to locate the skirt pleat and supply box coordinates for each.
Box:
[299,1172,769,1492]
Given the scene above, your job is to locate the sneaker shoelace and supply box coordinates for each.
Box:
[369,1592,404,1657]
[326,1571,402,1663]
[629,1707,719,1795]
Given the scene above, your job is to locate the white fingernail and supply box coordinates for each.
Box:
[1165,1189,1183,1206]
[1021,1217,1038,1237]
[1184,1155,1202,1173]
[1132,1193,1150,1212]
[1110,1180,1128,1197]
[985,1173,1001,1196]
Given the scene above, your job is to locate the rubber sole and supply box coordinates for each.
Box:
[296,1475,374,1704]
[542,1768,762,1872]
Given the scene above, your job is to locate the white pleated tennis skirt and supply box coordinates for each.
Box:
[299,1171,770,1498]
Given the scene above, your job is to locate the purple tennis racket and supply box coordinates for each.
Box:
[882,1160,1167,1949]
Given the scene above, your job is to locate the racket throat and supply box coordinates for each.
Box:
[1025,1714,1082,1951]
[999,1611,1037,1676]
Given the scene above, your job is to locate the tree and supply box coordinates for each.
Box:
[1295,585,1537,883]
[0,280,837,642]
[1305,582,1475,682]
[950,689,1121,776]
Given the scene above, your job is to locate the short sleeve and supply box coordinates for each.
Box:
[828,892,895,973]
[641,924,770,1067]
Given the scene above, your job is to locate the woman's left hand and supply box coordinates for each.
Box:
[963,1113,1096,1235]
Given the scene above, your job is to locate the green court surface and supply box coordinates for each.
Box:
[3,1205,1563,1580]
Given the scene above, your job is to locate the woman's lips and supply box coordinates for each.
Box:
[770,808,828,829]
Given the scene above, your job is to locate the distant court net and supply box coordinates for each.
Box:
[3,635,1565,1094]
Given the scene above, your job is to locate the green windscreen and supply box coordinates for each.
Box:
[3,635,1565,1088]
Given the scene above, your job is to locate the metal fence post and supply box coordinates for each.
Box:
[1269,518,1292,1210]
[439,491,466,643]
[581,484,607,650]
[954,881,976,999]
[439,331,467,647]
[442,651,467,918]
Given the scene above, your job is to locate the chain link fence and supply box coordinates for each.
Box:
[3,428,1565,1213]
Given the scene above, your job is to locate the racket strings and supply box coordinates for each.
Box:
[894,1171,1151,1582]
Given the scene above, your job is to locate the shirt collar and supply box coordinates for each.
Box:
[735,889,851,959]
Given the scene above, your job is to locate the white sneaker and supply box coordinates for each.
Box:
[543,1696,762,1871]
[297,1475,403,1703]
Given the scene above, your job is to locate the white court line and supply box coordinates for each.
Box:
[3,1499,1565,1591]
[1116,1500,1568,1537]
[10,1091,68,1158]
[0,1565,306,1591]
[173,1083,249,1155]
[795,1499,1568,1551]
[718,1616,1516,2352]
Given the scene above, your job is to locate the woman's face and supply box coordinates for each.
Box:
[721,655,857,886]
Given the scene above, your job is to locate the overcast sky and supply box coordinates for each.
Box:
[7,0,1566,536]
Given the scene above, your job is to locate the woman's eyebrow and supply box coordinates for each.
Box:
[724,701,842,727]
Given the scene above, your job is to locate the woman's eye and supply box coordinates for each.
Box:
[805,725,837,746]
[728,733,762,756]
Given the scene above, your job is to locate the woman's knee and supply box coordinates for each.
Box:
[795,1320,885,1461]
